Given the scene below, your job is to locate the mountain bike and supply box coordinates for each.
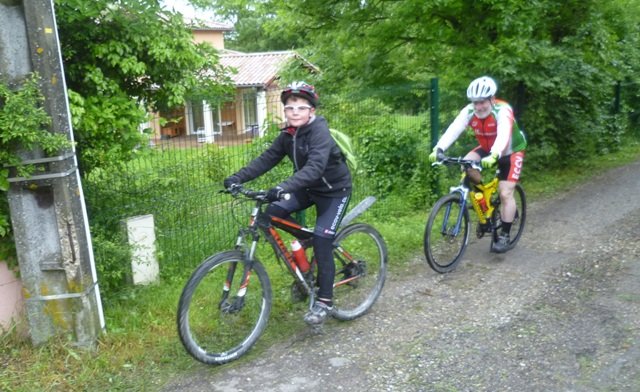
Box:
[177,185,387,365]
[424,156,526,273]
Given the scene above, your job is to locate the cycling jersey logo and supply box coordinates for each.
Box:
[512,153,524,180]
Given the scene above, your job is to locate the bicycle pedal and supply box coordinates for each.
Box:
[476,223,490,238]
[290,281,308,303]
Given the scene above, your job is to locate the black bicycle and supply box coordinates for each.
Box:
[177,186,387,364]
[424,156,526,273]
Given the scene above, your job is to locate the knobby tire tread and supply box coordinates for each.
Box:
[177,250,272,365]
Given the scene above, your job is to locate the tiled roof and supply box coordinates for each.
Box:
[219,51,319,88]
[185,18,234,31]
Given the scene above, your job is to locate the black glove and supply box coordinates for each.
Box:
[266,186,284,202]
[223,175,240,189]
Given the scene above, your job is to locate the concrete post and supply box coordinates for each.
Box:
[1,0,104,346]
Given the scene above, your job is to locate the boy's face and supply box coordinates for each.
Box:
[284,96,314,127]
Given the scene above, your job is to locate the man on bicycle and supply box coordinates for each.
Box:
[224,81,352,325]
[429,76,527,253]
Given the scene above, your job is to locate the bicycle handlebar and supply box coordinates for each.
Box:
[224,185,291,202]
[431,156,483,171]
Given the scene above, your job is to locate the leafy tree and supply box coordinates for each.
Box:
[203,0,305,51]
[55,0,233,173]
[1,1,233,249]
[212,0,640,168]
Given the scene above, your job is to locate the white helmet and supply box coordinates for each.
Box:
[466,76,497,101]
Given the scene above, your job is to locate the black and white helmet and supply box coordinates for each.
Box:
[280,81,319,107]
[466,76,497,101]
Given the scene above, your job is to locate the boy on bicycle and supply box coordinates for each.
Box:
[429,76,527,253]
[224,81,352,325]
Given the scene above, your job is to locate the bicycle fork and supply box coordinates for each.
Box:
[441,189,468,239]
[219,234,260,314]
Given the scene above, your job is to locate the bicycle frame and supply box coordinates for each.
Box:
[435,157,500,233]
[229,188,374,308]
[234,197,315,298]
[469,177,499,225]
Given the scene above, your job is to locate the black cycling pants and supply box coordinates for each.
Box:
[266,190,351,300]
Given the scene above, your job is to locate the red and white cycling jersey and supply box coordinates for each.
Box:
[436,99,527,157]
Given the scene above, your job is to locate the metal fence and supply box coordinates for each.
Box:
[83,89,433,279]
[81,79,640,288]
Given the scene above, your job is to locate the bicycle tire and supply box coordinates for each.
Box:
[177,250,272,365]
[331,223,387,321]
[491,183,527,249]
[424,193,470,273]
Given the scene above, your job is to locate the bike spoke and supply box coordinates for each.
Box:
[177,252,271,365]
[331,224,387,320]
[424,194,469,273]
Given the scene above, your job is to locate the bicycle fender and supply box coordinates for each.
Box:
[340,196,376,228]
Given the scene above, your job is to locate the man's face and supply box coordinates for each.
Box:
[284,96,315,127]
[472,98,493,119]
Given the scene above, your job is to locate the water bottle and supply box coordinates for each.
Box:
[291,240,310,273]
[475,192,488,213]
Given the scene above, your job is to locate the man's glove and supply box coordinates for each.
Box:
[481,153,499,169]
[429,147,444,163]
[223,175,241,189]
[266,186,284,202]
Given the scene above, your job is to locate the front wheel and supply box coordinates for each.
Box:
[177,250,272,365]
[491,183,527,249]
[424,193,470,273]
[331,223,387,321]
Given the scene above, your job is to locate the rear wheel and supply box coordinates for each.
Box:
[424,193,470,273]
[491,183,527,249]
[331,223,387,321]
[177,250,272,365]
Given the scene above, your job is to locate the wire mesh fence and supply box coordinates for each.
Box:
[80,79,640,292]
[83,89,432,281]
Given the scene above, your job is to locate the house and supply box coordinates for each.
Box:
[150,21,319,144]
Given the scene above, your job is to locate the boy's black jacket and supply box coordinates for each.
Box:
[234,115,352,196]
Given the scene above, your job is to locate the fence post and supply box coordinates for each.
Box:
[613,81,621,114]
[430,78,440,149]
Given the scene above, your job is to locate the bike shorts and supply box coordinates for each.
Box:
[266,190,351,238]
[471,147,525,183]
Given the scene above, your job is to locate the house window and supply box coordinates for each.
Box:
[190,101,204,131]
[242,91,258,131]
[212,104,222,134]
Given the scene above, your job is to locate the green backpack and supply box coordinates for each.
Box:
[329,128,358,172]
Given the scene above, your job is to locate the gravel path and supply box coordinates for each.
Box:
[163,160,640,392]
